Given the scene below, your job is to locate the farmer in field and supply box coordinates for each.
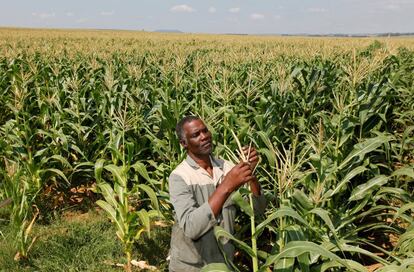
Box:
[168,116,266,271]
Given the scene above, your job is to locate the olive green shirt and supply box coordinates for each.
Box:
[168,155,266,272]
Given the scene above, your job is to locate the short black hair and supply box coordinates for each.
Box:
[176,115,201,143]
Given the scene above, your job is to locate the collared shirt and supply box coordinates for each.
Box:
[168,155,266,272]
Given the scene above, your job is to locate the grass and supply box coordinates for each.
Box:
[0,209,171,272]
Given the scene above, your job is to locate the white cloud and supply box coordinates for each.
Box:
[170,5,195,13]
[229,7,240,13]
[273,15,281,20]
[100,11,114,16]
[32,12,56,19]
[250,13,265,20]
[226,17,240,24]
[383,4,401,10]
[307,7,327,13]
[66,12,74,17]
[208,7,217,13]
[76,18,88,23]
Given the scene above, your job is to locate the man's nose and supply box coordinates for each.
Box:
[200,131,209,140]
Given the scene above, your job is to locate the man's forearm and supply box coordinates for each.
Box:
[208,182,233,217]
[249,176,261,197]
[208,176,261,217]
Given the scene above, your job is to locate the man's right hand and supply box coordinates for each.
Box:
[208,161,254,217]
[222,162,254,192]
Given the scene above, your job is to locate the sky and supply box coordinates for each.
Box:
[1,0,413,35]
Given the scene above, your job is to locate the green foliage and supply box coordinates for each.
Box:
[0,30,413,269]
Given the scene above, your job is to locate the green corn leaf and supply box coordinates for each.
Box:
[258,148,276,169]
[147,209,163,219]
[349,175,388,201]
[260,241,352,272]
[132,161,151,182]
[298,252,310,272]
[285,225,305,242]
[307,208,336,238]
[396,230,414,254]
[33,148,48,158]
[214,226,256,258]
[273,257,294,272]
[347,196,369,216]
[292,189,313,212]
[47,154,72,169]
[257,250,269,261]
[316,259,367,272]
[201,263,232,272]
[331,243,390,265]
[73,161,94,173]
[137,184,159,211]
[114,183,125,206]
[231,189,253,217]
[326,166,367,198]
[41,168,70,185]
[375,264,399,272]
[338,136,390,170]
[374,187,412,202]
[96,200,125,238]
[97,182,117,208]
[69,143,86,159]
[255,206,309,237]
[393,202,414,223]
[104,164,126,186]
[392,166,414,179]
[94,159,106,182]
[137,209,151,236]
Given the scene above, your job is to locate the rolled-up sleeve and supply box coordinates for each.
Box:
[169,173,217,240]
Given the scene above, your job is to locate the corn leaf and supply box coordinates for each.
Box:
[214,226,256,258]
[255,206,309,237]
[260,241,352,272]
[96,200,125,238]
[273,257,294,272]
[338,136,390,170]
[201,263,232,272]
[349,175,388,201]
[231,190,253,217]
[137,184,159,211]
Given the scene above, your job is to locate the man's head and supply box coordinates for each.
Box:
[176,116,212,156]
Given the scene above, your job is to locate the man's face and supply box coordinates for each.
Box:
[181,119,212,156]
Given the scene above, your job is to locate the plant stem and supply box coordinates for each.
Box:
[125,250,132,272]
[249,192,258,272]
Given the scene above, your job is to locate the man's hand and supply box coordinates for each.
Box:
[208,162,253,217]
[242,146,259,170]
[222,162,254,192]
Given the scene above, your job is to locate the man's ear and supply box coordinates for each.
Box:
[180,140,188,149]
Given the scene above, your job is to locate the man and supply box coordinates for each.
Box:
[168,116,266,271]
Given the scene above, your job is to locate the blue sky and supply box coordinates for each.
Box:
[1,0,413,34]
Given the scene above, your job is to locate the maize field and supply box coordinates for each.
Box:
[0,28,414,271]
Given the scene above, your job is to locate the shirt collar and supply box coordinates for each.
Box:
[185,154,222,170]
[185,154,225,186]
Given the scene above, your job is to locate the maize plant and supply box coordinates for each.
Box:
[1,160,39,261]
[94,157,160,272]
[94,119,161,272]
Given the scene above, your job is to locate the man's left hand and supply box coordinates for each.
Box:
[242,146,259,170]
